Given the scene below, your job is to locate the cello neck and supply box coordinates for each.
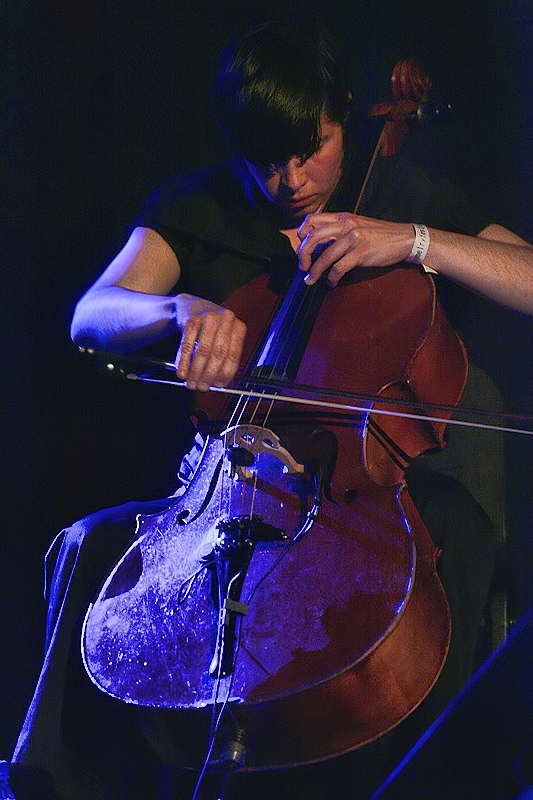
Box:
[253,271,329,382]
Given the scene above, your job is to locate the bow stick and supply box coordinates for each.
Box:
[80,348,533,438]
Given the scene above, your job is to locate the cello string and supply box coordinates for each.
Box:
[248,396,278,522]
[224,391,269,521]
[216,376,265,524]
[213,272,309,522]
[218,380,277,534]
[273,276,323,377]
[253,264,321,382]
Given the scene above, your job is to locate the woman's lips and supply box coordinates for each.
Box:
[288,194,315,208]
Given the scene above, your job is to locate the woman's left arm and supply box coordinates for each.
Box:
[422,223,533,314]
[297,213,533,315]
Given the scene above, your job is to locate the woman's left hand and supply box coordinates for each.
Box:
[297,212,416,286]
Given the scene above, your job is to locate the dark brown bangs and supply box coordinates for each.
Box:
[229,87,324,167]
[214,16,352,167]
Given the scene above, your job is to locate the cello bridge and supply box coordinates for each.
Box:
[221,424,305,481]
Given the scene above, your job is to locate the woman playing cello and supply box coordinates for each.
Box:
[12,14,533,800]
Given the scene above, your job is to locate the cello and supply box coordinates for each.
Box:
[82,62,465,772]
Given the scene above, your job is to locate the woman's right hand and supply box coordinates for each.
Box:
[175,294,247,391]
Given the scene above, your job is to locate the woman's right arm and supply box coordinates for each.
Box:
[71,226,247,390]
[71,226,185,352]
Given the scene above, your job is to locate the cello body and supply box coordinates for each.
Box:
[82,266,466,769]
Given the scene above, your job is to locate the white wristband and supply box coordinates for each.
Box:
[406,223,431,266]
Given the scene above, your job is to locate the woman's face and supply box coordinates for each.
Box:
[245,116,344,226]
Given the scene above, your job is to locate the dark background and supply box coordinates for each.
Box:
[2,0,533,761]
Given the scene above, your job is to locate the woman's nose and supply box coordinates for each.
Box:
[280,157,306,192]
